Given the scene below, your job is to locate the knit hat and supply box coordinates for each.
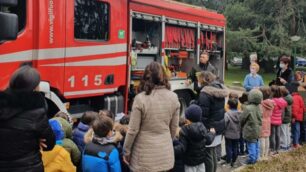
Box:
[9,66,40,92]
[289,81,300,93]
[49,119,64,144]
[53,117,72,139]
[185,104,202,122]
[248,89,263,105]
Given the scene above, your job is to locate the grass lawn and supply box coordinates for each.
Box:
[240,145,306,172]
[224,65,275,87]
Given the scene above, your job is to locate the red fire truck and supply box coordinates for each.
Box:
[0,0,226,117]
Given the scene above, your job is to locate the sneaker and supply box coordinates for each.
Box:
[218,159,227,165]
[231,162,239,168]
[270,151,278,156]
[221,155,227,161]
[293,144,302,148]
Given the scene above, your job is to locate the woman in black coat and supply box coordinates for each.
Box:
[269,55,293,91]
[0,66,55,172]
[197,71,228,172]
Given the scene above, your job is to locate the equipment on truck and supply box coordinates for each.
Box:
[0,0,226,118]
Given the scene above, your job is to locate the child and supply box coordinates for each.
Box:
[99,109,115,121]
[174,104,215,172]
[225,92,242,112]
[73,111,98,152]
[243,63,264,92]
[259,87,274,160]
[291,82,305,148]
[279,86,293,151]
[240,89,262,164]
[115,115,131,172]
[84,110,122,144]
[55,111,70,121]
[172,117,187,172]
[82,115,121,172]
[224,99,241,167]
[295,71,304,85]
[42,119,76,172]
[270,86,288,155]
[54,117,81,166]
[238,92,249,155]
[54,111,73,124]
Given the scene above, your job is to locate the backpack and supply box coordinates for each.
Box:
[83,141,121,172]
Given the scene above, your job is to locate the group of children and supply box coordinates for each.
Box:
[40,69,305,172]
[172,72,305,171]
[41,110,130,172]
[173,88,304,172]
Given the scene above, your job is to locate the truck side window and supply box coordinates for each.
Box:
[74,0,109,41]
[2,0,26,33]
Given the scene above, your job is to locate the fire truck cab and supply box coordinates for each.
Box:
[0,0,226,118]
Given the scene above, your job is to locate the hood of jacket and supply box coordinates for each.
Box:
[261,99,274,110]
[273,97,287,109]
[77,122,89,132]
[226,111,240,124]
[93,131,123,145]
[0,90,46,120]
[42,145,63,166]
[54,117,72,139]
[182,122,207,142]
[248,89,263,105]
[201,82,228,98]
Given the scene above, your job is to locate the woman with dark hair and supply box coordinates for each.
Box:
[0,66,55,172]
[270,55,293,90]
[123,62,180,172]
[197,71,228,172]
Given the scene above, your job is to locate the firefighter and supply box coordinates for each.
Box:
[186,51,217,95]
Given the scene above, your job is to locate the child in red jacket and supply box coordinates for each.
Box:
[291,82,305,148]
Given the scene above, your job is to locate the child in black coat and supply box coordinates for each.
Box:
[174,104,215,172]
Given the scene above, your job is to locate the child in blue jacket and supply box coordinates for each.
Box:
[82,115,121,172]
[73,111,98,152]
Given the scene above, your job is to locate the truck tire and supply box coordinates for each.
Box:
[175,90,193,118]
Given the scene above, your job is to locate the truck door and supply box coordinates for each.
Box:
[0,0,31,90]
[64,0,128,99]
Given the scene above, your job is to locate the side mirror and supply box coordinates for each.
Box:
[0,12,18,41]
[0,0,17,6]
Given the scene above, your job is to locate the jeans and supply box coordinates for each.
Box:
[270,125,280,152]
[246,140,260,164]
[225,138,239,164]
[280,123,291,149]
[292,121,301,145]
[260,137,269,158]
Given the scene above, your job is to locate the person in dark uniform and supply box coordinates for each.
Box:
[186,51,217,95]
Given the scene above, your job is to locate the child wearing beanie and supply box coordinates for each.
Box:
[240,89,263,164]
[41,120,76,172]
[174,104,216,172]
